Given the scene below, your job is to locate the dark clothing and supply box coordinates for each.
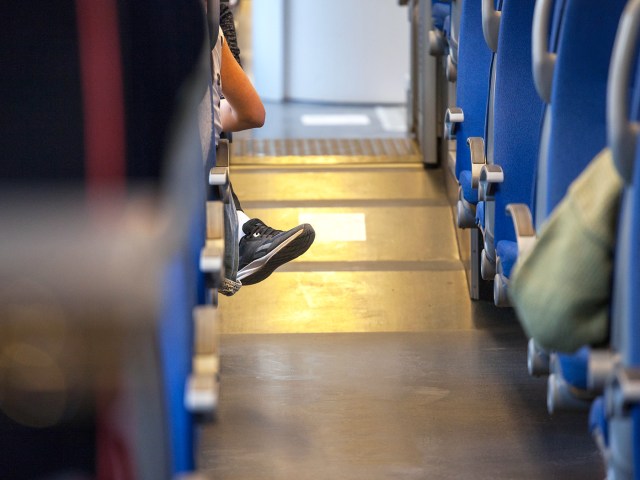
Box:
[220,3,243,211]
[220,3,242,67]
[231,187,242,212]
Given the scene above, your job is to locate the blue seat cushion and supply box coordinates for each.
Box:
[496,240,518,278]
[589,396,608,447]
[557,346,590,390]
[459,170,479,204]
[432,3,450,31]
[443,16,451,39]
[475,201,485,229]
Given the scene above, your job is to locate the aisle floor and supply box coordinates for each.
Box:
[199,103,603,479]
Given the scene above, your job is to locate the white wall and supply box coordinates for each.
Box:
[252,0,286,101]
[253,0,410,104]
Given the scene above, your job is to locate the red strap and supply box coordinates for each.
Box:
[96,392,135,480]
[75,0,126,194]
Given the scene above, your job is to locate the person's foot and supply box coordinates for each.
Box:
[237,219,315,285]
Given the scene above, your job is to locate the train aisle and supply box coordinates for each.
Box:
[198,105,603,479]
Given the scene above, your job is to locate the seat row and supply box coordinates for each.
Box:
[0,1,232,478]
[405,0,640,477]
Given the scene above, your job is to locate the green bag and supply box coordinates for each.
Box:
[509,149,623,353]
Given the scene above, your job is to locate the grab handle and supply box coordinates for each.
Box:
[608,0,640,182]
[482,0,501,52]
[532,0,556,104]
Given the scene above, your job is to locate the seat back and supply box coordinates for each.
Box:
[542,0,627,219]
[533,0,627,405]
[0,3,85,182]
[605,70,640,480]
[454,0,493,181]
[116,1,216,473]
[490,0,542,247]
[603,3,640,476]
[532,0,568,228]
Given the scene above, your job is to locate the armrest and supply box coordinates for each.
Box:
[607,367,640,417]
[201,199,225,285]
[209,166,228,185]
[209,138,231,202]
[199,243,223,274]
[588,349,619,393]
[466,137,487,188]
[478,163,503,201]
[213,138,229,169]
[185,306,220,421]
[505,203,536,258]
[429,29,447,56]
[444,107,464,139]
[206,201,224,240]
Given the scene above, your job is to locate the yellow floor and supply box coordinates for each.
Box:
[218,146,470,334]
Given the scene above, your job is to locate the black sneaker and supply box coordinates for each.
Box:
[237,218,315,285]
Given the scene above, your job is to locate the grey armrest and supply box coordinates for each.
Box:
[607,367,640,417]
[209,167,229,187]
[199,244,223,274]
[482,0,501,53]
[505,203,537,258]
[206,200,224,240]
[185,306,220,421]
[209,138,231,203]
[200,201,224,277]
[478,163,503,201]
[444,107,464,139]
[429,29,447,56]
[467,137,487,188]
[589,350,620,392]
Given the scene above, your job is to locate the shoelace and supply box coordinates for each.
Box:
[246,221,280,239]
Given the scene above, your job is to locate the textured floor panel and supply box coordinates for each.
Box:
[231,138,421,165]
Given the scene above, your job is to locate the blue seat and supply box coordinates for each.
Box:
[469,0,542,299]
[605,4,640,473]
[497,0,626,308]
[119,0,215,473]
[589,396,609,455]
[450,0,493,228]
[502,0,626,419]
[469,0,565,291]
[541,0,626,219]
[432,2,450,31]
[0,0,215,477]
[547,347,595,414]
